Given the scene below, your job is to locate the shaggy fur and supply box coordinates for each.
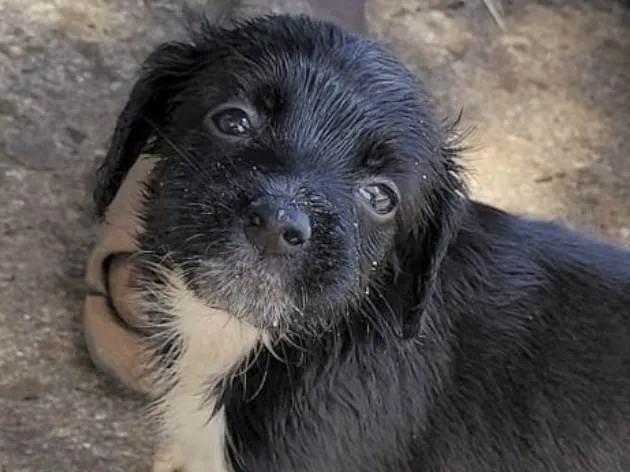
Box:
[92,13,630,472]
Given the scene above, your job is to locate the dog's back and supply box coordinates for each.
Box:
[413,202,630,471]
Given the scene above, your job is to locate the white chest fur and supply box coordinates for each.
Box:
[146,273,262,472]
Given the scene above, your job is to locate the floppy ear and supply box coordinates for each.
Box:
[93,41,201,217]
[402,149,468,339]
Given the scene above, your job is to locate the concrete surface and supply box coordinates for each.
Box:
[0,0,628,470]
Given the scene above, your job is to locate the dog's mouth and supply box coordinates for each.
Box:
[190,256,310,330]
[178,220,361,331]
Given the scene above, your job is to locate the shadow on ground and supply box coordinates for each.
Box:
[0,0,628,470]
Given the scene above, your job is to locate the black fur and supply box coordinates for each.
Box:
[95,13,630,472]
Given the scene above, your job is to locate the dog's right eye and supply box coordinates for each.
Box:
[356,179,400,220]
[208,107,253,138]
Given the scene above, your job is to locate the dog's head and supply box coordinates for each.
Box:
[95,14,466,336]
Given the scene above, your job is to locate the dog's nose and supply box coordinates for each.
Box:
[245,196,312,254]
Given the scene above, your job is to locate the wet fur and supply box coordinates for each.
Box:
[94,13,630,472]
[136,269,261,472]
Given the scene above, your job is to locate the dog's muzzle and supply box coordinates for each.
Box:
[245,195,312,255]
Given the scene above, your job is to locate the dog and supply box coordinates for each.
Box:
[85,12,630,472]
[82,0,368,397]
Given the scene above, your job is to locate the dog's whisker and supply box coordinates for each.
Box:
[243,346,270,403]
[140,116,219,186]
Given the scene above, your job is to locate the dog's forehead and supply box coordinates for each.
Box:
[174,17,436,167]
[205,18,418,112]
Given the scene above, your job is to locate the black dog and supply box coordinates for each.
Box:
[93,12,630,472]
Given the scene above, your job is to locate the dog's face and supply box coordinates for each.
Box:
[96,15,463,334]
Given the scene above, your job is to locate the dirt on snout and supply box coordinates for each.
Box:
[0,0,629,470]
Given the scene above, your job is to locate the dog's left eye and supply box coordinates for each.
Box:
[209,107,252,137]
[357,181,399,217]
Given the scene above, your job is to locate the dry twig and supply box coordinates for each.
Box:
[482,0,507,31]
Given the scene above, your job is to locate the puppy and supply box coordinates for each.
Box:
[88,12,630,472]
[82,0,368,396]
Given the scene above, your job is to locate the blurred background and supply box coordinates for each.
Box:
[0,0,628,470]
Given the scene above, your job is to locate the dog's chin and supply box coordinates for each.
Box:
[189,253,361,333]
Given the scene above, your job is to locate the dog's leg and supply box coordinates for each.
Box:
[83,157,157,393]
[150,407,233,472]
[84,254,156,394]
[83,280,155,394]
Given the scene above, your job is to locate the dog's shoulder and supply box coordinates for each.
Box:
[458,201,630,304]
[450,200,630,362]
[441,203,630,429]
[412,201,630,471]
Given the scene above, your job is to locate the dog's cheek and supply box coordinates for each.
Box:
[276,223,357,317]
[308,204,393,293]
[356,219,398,268]
[143,166,244,244]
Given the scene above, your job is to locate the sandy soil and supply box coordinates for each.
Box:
[0,0,628,470]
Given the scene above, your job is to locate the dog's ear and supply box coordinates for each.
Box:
[93,41,202,217]
[402,147,468,339]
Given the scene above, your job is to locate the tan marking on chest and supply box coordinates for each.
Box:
[144,272,262,472]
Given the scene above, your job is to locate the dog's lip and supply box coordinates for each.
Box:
[213,246,297,277]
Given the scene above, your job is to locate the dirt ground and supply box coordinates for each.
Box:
[0,0,628,470]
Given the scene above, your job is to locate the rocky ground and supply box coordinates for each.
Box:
[0,0,629,470]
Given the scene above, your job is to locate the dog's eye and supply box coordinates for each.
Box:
[357,181,399,217]
[209,107,252,137]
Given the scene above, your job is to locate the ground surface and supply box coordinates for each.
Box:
[0,0,629,470]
